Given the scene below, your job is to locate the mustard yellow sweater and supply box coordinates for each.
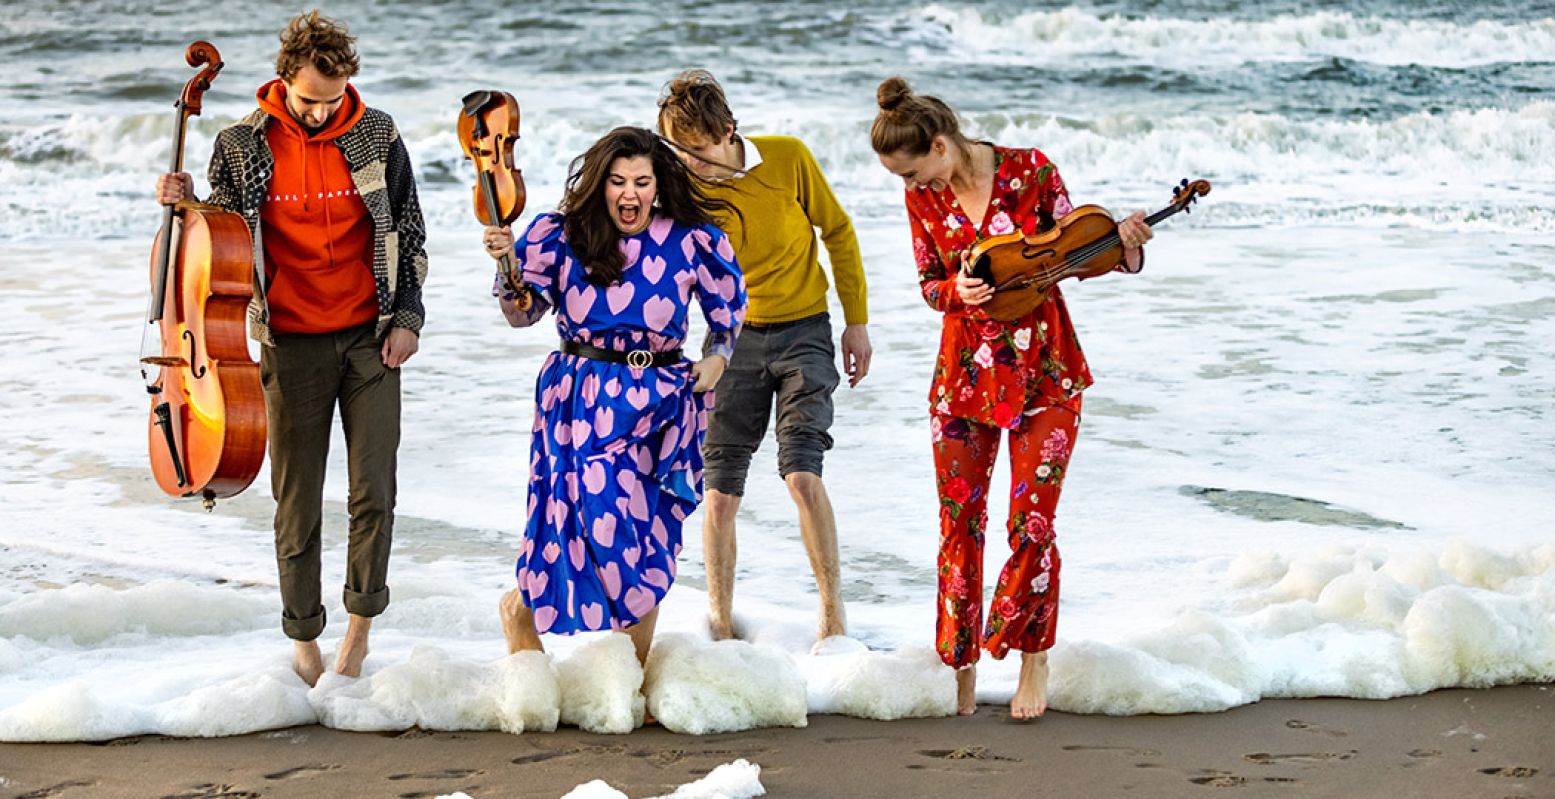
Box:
[702,135,867,326]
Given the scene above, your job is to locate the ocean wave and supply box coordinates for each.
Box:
[4,102,1553,240]
[795,101,1555,192]
[910,5,1555,68]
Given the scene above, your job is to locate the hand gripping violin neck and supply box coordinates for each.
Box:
[458,90,527,298]
[140,41,266,511]
[966,178,1211,321]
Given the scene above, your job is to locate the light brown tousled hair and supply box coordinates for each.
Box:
[275,10,360,81]
[870,76,970,160]
[656,69,737,144]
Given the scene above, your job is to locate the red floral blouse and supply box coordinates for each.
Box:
[906,146,1092,429]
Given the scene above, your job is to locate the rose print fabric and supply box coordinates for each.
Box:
[494,212,746,634]
[902,145,1100,666]
[905,146,1093,428]
[931,399,1079,667]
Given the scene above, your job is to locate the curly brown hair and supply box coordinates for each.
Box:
[274,10,359,81]
[560,127,740,287]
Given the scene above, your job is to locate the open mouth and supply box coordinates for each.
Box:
[617,201,642,228]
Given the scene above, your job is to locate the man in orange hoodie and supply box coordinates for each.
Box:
[156,10,428,686]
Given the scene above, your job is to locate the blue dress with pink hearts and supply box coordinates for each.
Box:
[493,212,746,634]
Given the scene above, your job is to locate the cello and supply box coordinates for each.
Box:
[140,41,266,511]
[457,90,528,302]
[966,178,1211,321]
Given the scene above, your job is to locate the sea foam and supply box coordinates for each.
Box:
[1050,542,1555,714]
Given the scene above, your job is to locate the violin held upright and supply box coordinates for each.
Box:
[457,90,527,298]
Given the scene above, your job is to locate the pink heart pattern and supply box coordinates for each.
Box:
[509,213,743,635]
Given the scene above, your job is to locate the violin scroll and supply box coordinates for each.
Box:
[1169,178,1211,215]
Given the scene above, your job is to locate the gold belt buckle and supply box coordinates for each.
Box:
[626,349,654,369]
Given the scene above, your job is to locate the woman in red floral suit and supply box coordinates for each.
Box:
[870,77,1152,719]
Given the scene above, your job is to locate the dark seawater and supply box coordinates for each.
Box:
[1,1,1551,236]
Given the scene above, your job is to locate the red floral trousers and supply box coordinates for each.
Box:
[930,398,1080,668]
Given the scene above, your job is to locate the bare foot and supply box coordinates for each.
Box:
[1010,651,1049,720]
[293,640,325,687]
[500,588,543,655]
[708,608,735,641]
[333,614,372,678]
[956,664,977,716]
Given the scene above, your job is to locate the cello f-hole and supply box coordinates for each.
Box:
[183,329,206,379]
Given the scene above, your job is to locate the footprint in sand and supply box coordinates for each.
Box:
[1190,770,1300,788]
[386,769,482,781]
[159,785,261,799]
[510,751,566,765]
[1064,744,1162,757]
[397,788,480,799]
[1190,773,1247,788]
[1480,766,1539,778]
[1244,750,1357,765]
[916,745,1020,762]
[16,780,98,799]
[1284,719,1348,738]
[263,764,342,781]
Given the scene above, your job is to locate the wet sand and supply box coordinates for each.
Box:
[0,684,1549,798]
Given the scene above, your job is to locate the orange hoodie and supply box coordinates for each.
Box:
[257,80,378,335]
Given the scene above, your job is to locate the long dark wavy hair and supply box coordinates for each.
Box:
[560,126,740,287]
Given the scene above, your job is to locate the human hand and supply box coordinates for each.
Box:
[839,324,872,387]
[381,327,419,369]
[691,354,727,392]
[483,225,515,261]
[1116,211,1152,272]
[954,266,993,306]
[155,172,194,205]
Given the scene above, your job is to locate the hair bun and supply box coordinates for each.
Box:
[877,76,912,112]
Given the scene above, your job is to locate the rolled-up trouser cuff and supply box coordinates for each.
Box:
[344,585,390,618]
[776,429,831,479]
[703,448,754,496]
[282,607,326,642]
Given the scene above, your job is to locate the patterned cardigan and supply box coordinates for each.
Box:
[205,106,429,345]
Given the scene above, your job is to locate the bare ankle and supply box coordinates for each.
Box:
[293,641,324,687]
[956,665,978,715]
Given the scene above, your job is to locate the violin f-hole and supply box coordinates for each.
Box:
[1021,245,1056,262]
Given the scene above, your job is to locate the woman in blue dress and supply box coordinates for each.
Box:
[481,126,747,666]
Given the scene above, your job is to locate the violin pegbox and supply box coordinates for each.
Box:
[1170,178,1212,214]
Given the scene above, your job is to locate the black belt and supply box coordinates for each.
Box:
[560,339,682,368]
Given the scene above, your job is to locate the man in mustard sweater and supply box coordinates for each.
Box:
[659,70,869,643]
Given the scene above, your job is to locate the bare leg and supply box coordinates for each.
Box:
[1010,651,1049,720]
[333,614,373,677]
[625,605,660,666]
[702,489,740,640]
[625,606,662,726]
[499,588,544,655]
[784,472,846,640]
[956,664,977,716]
[293,640,325,687]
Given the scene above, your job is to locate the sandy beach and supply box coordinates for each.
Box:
[0,684,1548,798]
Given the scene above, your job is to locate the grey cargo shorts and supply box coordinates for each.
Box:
[703,312,839,496]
